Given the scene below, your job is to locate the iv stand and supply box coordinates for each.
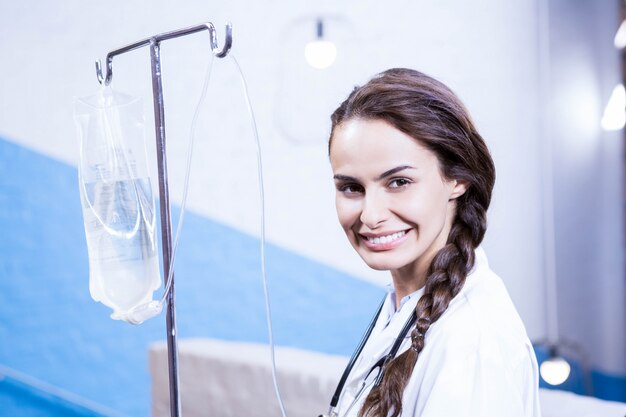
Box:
[95,22,233,417]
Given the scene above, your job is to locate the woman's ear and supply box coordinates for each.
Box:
[449,180,468,200]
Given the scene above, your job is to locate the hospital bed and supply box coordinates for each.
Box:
[149,339,626,417]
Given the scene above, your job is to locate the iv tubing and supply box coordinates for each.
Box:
[157,51,215,306]
[231,54,289,417]
[131,51,289,417]
[125,51,214,324]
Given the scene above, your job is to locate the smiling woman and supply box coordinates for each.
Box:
[324,68,541,417]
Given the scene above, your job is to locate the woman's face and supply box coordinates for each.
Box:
[330,119,466,275]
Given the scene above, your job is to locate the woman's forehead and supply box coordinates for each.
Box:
[330,119,438,171]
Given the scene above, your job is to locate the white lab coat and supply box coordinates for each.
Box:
[335,247,541,417]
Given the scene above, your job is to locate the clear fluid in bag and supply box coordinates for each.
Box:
[75,86,162,323]
[82,177,161,318]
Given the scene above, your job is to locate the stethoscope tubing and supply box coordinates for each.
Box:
[329,297,386,408]
[327,295,418,415]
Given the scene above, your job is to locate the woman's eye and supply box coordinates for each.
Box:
[338,183,364,194]
[389,178,411,189]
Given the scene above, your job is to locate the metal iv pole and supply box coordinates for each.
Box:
[94,22,233,417]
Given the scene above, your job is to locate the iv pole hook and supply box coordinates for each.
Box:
[208,22,232,58]
[95,22,233,86]
[95,57,112,86]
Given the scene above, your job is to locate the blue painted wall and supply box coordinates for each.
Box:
[0,136,383,416]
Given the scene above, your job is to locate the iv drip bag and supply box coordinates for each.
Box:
[74,87,161,323]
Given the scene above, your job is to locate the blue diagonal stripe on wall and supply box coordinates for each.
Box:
[0,136,383,416]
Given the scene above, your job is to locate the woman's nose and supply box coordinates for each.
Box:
[360,192,389,229]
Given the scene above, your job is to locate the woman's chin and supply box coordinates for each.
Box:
[359,253,407,271]
[365,263,392,271]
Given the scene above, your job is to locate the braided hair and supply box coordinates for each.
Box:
[329,68,496,417]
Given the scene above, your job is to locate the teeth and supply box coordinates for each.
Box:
[368,230,406,244]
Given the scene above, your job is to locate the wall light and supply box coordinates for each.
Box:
[601,84,626,131]
[540,346,571,386]
[304,19,337,70]
[533,339,593,393]
[615,19,626,49]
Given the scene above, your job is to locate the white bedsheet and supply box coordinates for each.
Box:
[539,388,626,417]
[149,339,626,417]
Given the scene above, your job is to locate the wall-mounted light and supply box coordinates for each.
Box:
[533,339,593,393]
[601,84,626,131]
[614,20,626,49]
[276,14,351,145]
[304,19,337,70]
[540,346,571,386]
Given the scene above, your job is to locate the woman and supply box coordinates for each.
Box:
[327,68,541,417]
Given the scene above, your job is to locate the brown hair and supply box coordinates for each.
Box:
[329,68,495,417]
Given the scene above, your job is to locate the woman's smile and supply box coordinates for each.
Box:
[359,229,411,251]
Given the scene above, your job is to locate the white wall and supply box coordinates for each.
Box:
[0,0,623,375]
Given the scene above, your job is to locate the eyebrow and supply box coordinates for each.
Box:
[333,165,415,182]
[375,165,415,181]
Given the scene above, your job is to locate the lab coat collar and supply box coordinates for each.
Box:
[383,284,423,326]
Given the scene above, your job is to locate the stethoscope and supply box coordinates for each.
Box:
[319,296,418,417]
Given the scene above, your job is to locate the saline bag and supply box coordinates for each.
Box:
[74,87,161,323]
